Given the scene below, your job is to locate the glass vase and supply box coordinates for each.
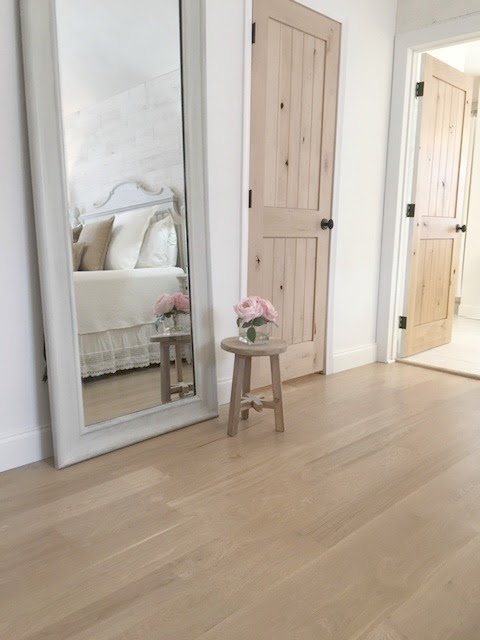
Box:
[238,324,270,345]
[164,313,185,335]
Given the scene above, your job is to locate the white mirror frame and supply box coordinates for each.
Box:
[20,0,218,468]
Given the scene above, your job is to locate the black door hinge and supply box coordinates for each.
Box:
[248,189,253,208]
[416,81,424,98]
[399,316,407,330]
[406,203,415,218]
[252,22,256,44]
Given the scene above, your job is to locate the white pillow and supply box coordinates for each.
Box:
[104,207,154,270]
[136,214,178,268]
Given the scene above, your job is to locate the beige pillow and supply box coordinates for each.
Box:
[72,241,86,271]
[72,224,83,243]
[78,217,114,271]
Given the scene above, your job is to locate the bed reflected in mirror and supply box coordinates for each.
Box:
[56,0,194,425]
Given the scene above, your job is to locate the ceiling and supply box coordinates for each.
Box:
[428,40,480,76]
[56,0,181,115]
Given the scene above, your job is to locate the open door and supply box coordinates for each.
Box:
[402,54,473,357]
[248,0,340,387]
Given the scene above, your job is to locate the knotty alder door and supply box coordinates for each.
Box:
[248,0,340,386]
[402,55,473,357]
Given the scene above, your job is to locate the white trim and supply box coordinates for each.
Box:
[332,344,378,374]
[324,17,348,375]
[377,13,480,364]
[21,0,218,468]
[0,425,52,473]
[240,0,253,298]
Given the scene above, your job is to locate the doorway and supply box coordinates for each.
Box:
[402,44,480,376]
[380,32,480,379]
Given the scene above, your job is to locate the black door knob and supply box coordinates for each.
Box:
[456,224,467,233]
[321,218,334,230]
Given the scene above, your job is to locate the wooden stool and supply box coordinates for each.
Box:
[221,337,287,436]
[150,333,194,403]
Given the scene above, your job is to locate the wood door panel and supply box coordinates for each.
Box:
[282,238,296,345]
[426,80,466,218]
[258,237,318,346]
[263,20,326,212]
[303,238,317,342]
[271,238,286,339]
[403,55,472,357]
[275,23,293,208]
[286,29,305,209]
[264,20,281,208]
[249,0,340,386]
[414,239,453,325]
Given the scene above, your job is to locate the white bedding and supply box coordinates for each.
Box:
[73,266,185,334]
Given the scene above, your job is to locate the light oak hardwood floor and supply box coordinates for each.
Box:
[82,364,194,425]
[2,362,480,639]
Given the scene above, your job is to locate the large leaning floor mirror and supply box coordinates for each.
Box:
[21,0,217,468]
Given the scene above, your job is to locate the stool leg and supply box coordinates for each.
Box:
[160,342,171,404]
[175,343,184,397]
[270,355,285,432]
[175,344,183,382]
[241,357,252,420]
[228,355,246,436]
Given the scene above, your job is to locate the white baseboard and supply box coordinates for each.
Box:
[0,425,53,473]
[458,304,480,320]
[332,343,378,373]
[217,377,233,406]
[0,380,233,473]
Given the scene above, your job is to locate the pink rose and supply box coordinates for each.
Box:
[234,296,264,323]
[255,297,278,323]
[173,293,190,313]
[154,294,175,316]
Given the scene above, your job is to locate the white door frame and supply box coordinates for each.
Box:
[240,0,349,375]
[377,13,480,364]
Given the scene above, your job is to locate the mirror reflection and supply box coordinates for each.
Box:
[56,0,194,426]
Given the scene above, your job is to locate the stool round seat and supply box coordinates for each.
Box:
[221,337,287,357]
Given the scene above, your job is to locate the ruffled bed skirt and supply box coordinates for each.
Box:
[79,323,191,378]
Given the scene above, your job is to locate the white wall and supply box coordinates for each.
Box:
[2,0,397,471]
[64,70,185,215]
[427,41,480,75]
[0,0,51,472]
[397,0,480,33]
[205,0,246,402]
[56,0,181,115]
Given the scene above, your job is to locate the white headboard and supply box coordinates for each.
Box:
[74,181,187,270]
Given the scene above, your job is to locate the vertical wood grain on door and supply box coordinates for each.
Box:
[248,0,340,386]
[403,55,473,356]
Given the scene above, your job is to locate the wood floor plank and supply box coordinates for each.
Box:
[1,364,480,639]
[360,532,480,640]
[196,450,480,640]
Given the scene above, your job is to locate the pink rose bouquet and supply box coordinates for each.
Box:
[234,295,278,343]
[154,293,190,331]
